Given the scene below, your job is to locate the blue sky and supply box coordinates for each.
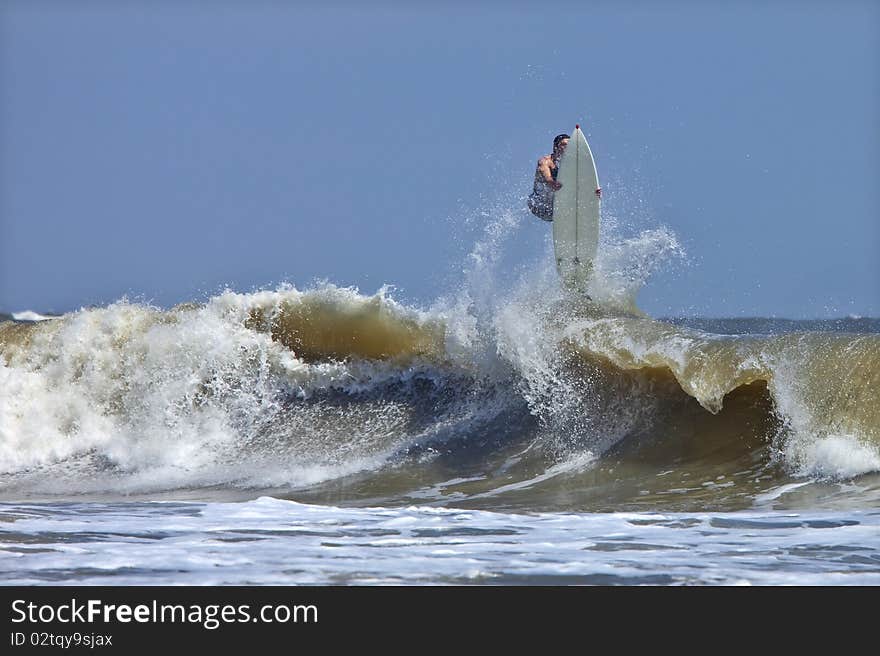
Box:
[1,1,878,317]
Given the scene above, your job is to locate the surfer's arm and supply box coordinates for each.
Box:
[537,157,562,190]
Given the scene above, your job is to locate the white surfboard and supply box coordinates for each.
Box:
[552,125,601,292]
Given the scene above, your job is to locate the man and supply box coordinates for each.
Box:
[527,133,569,221]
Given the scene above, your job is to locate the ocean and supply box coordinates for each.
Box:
[1,221,878,586]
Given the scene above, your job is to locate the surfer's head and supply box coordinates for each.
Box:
[552,134,570,159]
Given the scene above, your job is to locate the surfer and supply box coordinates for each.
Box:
[527,133,569,221]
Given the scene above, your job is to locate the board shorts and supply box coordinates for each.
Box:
[528,188,554,222]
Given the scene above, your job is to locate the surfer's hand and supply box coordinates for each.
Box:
[549,180,562,191]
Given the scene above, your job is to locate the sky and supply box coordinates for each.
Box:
[1,1,878,318]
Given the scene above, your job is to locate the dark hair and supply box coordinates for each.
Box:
[553,134,570,148]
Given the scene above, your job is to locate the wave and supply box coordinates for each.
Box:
[1,281,877,502]
[1,198,876,500]
[563,314,880,474]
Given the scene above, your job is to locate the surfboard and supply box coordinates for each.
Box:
[552,125,601,292]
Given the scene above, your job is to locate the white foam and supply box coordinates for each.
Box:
[784,434,880,480]
[467,451,598,500]
[753,482,813,505]
[11,310,54,322]
[3,498,879,585]
[766,343,880,480]
[0,295,453,493]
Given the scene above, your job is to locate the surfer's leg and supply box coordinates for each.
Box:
[528,192,553,221]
